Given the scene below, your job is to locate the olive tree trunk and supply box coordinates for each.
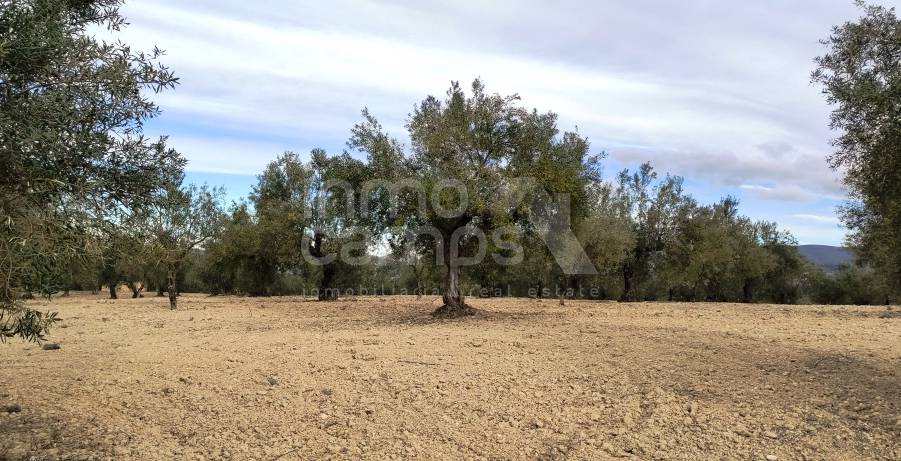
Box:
[432,236,475,318]
[310,232,338,301]
[127,281,144,298]
[166,266,177,309]
[620,262,638,302]
[318,263,338,301]
[442,262,465,307]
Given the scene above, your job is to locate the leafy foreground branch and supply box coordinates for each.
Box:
[0,301,57,343]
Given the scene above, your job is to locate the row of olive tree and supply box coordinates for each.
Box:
[17,1,896,328]
[186,80,814,312]
[196,1,901,309]
[67,173,225,309]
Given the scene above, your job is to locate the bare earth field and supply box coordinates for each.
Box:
[1,294,899,461]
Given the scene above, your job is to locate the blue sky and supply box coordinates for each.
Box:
[116,0,884,245]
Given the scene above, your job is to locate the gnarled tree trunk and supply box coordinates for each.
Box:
[432,240,476,318]
[413,264,424,299]
[310,232,338,301]
[442,262,464,307]
[318,263,338,301]
[127,281,144,298]
[422,217,476,318]
[166,266,177,309]
[620,261,639,302]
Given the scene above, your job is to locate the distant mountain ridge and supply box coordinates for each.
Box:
[797,245,853,272]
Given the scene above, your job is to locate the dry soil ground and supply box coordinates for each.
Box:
[1,293,900,461]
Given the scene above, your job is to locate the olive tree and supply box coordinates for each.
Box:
[813,2,901,299]
[253,150,370,301]
[144,171,224,309]
[349,80,599,317]
[613,164,693,301]
[1,0,182,340]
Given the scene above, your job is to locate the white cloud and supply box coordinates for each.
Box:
[614,145,843,200]
[791,214,841,224]
[106,0,862,245]
[115,0,851,201]
[158,136,310,175]
[738,184,816,202]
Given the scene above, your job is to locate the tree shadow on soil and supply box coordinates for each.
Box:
[382,304,555,327]
[0,410,114,460]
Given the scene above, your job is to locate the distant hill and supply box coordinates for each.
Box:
[797,245,854,272]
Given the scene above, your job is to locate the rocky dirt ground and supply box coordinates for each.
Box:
[1,293,899,460]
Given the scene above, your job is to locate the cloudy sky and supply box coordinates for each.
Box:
[117,0,884,245]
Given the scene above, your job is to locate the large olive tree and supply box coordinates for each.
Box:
[813,2,901,300]
[350,80,599,317]
[1,0,183,340]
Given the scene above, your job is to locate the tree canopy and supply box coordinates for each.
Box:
[1,0,182,340]
[348,80,601,316]
[812,1,901,301]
